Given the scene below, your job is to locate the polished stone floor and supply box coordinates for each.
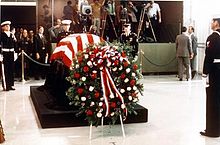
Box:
[0,75,220,145]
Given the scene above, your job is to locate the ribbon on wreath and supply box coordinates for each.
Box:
[98,46,128,119]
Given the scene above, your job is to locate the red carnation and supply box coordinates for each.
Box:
[74,73,80,79]
[86,110,93,116]
[94,48,99,54]
[114,60,119,66]
[94,92,100,98]
[91,73,97,79]
[83,66,89,72]
[133,64,138,70]
[123,61,129,67]
[130,79,136,86]
[121,73,126,79]
[121,51,126,57]
[110,102,117,108]
[77,88,84,94]
[78,56,83,63]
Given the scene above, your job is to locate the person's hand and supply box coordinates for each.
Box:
[190,53,194,59]
[36,53,40,60]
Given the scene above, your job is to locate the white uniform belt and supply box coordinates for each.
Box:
[2,48,14,52]
[213,59,220,63]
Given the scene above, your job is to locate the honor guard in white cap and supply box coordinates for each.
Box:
[0,20,16,91]
[120,23,139,59]
[200,15,220,137]
[57,20,74,43]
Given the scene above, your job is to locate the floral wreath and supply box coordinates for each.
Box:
[66,43,143,126]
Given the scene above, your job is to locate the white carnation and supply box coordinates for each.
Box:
[89,86,94,92]
[128,96,133,101]
[97,112,102,118]
[132,73,136,77]
[124,78,129,83]
[99,102,103,106]
[126,68,131,73]
[81,97,86,101]
[87,61,93,66]
[127,87,132,91]
[75,64,79,68]
[120,89,125,93]
[133,86,137,90]
[112,67,117,71]
[121,104,126,109]
[110,112,115,116]
[133,98,138,102]
[84,54,89,59]
[119,65,123,70]
[81,77,86,81]
[90,102,95,106]
[109,93,114,98]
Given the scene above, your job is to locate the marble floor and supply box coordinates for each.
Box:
[0,75,220,145]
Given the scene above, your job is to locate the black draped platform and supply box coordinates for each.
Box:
[30,86,148,128]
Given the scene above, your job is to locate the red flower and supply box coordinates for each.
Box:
[86,110,93,116]
[77,88,84,94]
[83,66,89,72]
[74,73,80,79]
[90,54,96,59]
[133,64,138,70]
[110,102,117,108]
[91,73,97,79]
[78,56,83,63]
[130,80,136,86]
[120,73,126,79]
[121,51,126,57]
[94,92,100,98]
[123,61,129,67]
[114,59,119,66]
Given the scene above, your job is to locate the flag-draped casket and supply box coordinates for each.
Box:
[44,34,105,108]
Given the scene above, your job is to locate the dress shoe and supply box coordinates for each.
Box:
[200,131,220,137]
[179,78,183,81]
[9,87,15,90]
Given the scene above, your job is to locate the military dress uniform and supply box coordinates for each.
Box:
[120,31,138,58]
[202,29,220,137]
[56,31,73,43]
[0,26,16,91]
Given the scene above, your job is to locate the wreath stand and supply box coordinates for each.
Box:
[0,120,5,143]
[89,115,125,139]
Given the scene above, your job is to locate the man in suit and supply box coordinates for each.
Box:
[33,26,49,80]
[188,26,198,79]
[200,16,220,137]
[175,26,193,81]
[0,21,16,91]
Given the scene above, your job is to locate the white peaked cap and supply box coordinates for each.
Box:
[61,20,72,25]
[1,21,11,27]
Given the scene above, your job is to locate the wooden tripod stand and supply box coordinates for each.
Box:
[137,6,157,42]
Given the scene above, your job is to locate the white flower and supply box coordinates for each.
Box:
[92,70,97,74]
[75,64,79,68]
[100,67,103,70]
[89,86,94,92]
[121,104,126,109]
[107,61,111,67]
[81,77,86,81]
[81,97,86,101]
[99,102,103,106]
[99,108,103,112]
[90,102,95,106]
[133,86,137,90]
[93,61,97,66]
[127,87,131,91]
[112,67,117,71]
[133,98,138,102]
[71,80,76,84]
[132,73,136,77]
[87,61,93,67]
[124,78,129,83]
[120,89,125,93]
[100,97,104,101]
[119,65,123,70]
[126,68,131,73]
[128,96,133,101]
[109,93,114,98]
[97,112,102,118]
[110,112,115,116]
[84,54,89,59]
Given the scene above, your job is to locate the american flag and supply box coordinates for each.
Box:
[50,33,105,68]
